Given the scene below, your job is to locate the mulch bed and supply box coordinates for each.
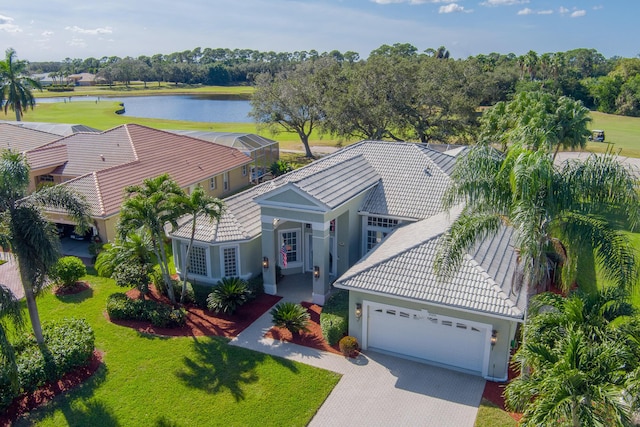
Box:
[264,301,343,356]
[52,281,91,296]
[481,359,523,422]
[109,285,282,338]
[0,350,104,427]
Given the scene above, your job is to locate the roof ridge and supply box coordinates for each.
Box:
[0,122,63,139]
[464,255,522,316]
[92,172,107,217]
[122,124,139,161]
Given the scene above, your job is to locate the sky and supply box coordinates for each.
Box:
[0,0,637,63]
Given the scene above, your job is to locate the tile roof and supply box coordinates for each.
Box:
[169,130,278,152]
[333,207,525,320]
[171,140,458,244]
[26,145,68,170]
[58,124,253,217]
[0,120,100,137]
[0,123,62,153]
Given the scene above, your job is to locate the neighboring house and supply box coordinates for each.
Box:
[169,140,525,381]
[10,124,253,242]
[67,73,97,86]
[31,73,56,86]
[169,131,279,182]
[0,120,101,137]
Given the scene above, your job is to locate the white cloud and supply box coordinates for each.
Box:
[371,0,453,3]
[439,3,466,13]
[559,6,569,14]
[0,14,22,33]
[517,8,533,15]
[41,31,54,37]
[65,26,113,35]
[481,0,529,6]
[67,38,87,48]
[538,9,553,15]
[518,7,553,15]
[593,5,603,10]
[570,9,586,17]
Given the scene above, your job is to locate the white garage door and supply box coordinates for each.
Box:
[365,302,491,375]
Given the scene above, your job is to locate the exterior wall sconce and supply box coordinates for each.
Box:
[355,303,362,319]
[491,330,498,347]
[262,257,269,269]
[313,266,320,279]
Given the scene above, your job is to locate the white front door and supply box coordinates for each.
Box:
[364,301,491,376]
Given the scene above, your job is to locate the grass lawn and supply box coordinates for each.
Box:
[588,111,640,158]
[35,83,255,99]
[474,399,518,427]
[12,273,340,426]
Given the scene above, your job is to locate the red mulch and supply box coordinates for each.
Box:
[264,301,343,356]
[52,281,91,296]
[482,359,523,422]
[107,285,282,338]
[0,350,104,427]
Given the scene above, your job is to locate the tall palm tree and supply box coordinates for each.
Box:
[118,174,184,304]
[505,290,639,426]
[0,150,90,343]
[0,48,42,121]
[0,284,24,392]
[436,144,640,293]
[95,227,156,284]
[174,186,225,303]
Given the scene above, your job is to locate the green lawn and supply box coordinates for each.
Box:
[474,399,518,427]
[588,111,640,158]
[12,273,340,426]
[35,83,255,99]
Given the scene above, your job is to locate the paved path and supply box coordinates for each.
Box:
[230,292,484,427]
[0,252,23,300]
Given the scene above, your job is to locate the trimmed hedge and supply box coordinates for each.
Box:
[106,293,186,328]
[320,290,349,345]
[0,318,95,409]
[49,256,86,288]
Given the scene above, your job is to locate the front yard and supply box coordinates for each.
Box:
[11,273,340,426]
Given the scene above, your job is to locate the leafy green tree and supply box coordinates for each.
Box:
[505,290,640,426]
[436,145,640,293]
[95,228,155,278]
[0,48,42,121]
[118,174,184,304]
[0,150,90,343]
[479,91,592,159]
[174,186,224,303]
[0,284,24,393]
[250,58,338,157]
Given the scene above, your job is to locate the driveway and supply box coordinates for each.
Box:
[0,253,23,299]
[231,303,484,427]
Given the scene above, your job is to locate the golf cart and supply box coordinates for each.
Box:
[588,129,605,142]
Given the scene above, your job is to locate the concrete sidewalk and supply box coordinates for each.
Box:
[230,294,484,427]
[0,252,23,300]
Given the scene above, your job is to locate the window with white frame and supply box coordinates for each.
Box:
[210,176,217,190]
[242,165,247,176]
[223,172,229,191]
[365,216,400,252]
[188,245,208,276]
[281,230,298,263]
[222,247,238,277]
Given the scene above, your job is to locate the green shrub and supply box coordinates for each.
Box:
[270,302,310,336]
[106,293,186,328]
[269,160,293,177]
[206,277,250,315]
[320,290,349,345]
[191,281,213,308]
[338,336,359,357]
[247,274,264,299]
[0,318,94,409]
[49,256,86,288]
[113,262,151,295]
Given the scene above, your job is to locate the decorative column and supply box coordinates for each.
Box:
[311,221,331,305]
[261,219,277,295]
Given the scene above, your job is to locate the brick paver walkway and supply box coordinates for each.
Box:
[0,252,23,299]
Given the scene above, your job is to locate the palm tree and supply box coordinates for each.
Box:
[0,150,90,343]
[0,48,42,121]
[504,290,639,426]
[0,284,24,392]
[436,144,640,293]
[118,174,184,304]
[174,186,224,303]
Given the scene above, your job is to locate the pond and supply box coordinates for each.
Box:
[36,94,253,123]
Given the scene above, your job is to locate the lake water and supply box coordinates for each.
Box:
[37,94,253,123]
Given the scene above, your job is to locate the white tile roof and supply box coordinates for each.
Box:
[334,207,525,320]
[170,141,457,243]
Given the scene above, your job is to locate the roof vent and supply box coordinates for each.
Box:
[100,154,105,161]
[424,167,431,176]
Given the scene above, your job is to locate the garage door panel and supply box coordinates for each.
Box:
[366,303,489,374]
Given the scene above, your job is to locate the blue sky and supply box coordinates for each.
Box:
[0,1,637,62]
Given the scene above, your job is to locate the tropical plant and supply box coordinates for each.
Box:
[0,284,24,395]
[174,186,224,303]
[270,302,310,336]
[49,256,86,289]
[206,277,250,315]
[0,48,42,121]
[112,262,151,296]
[505,290,640,426]
[436,143,640,294]
[118,174,184,304]
[0,150,90,344]
[269,160,294,177]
